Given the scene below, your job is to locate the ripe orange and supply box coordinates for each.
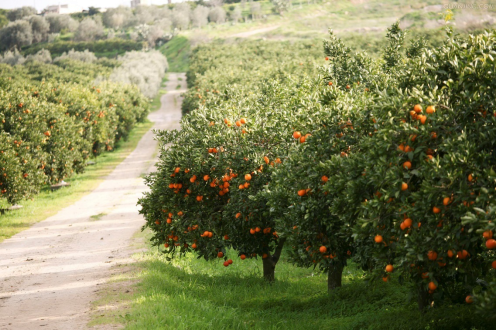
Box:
[433,206,441,214]
[447,250,454,258]
[240,254,246,260]
[218,252,224,258]
[293,131,301,139]
[483,230,493,240]
[385,264,394,273]
[414,104,422,113]
[250,228,255,235]
[443,197,451,206]
[374,235,383,243]
[204,175,210,181]
[468,174,473,182]
[255,227,261,233]
[466,295,473,304]
[192,243,197,249]
[240,118,247,124]
[457,250,469,259]
[426,105,435,114]
[164,243,169,248]
[321,175,329,183]
[319,246,327,253]
[223,261,229,267]
[236,212,241,218]
[486,239,496,249]
[419,115,427,124]
[196,196,203,201]
[228,259,233,265]
[44,131,51,137]
[262,253,268,259]
[328,81,333,86]
[403,218,412,228]
[401,182,408,191]
[243,182,250,188]
[155,220,160,225]
[398,143,405,151]
[167,218,172,224]
[297,189,306,197]
[224,235,229,240]
[431,132,437,139]
[300,136,306,143]
[428,281,437,291]
[382,276,389,282]
[427,251,438,261]
[492,261,496,269]
[235,120,241,127]
[174,167,181,173]
[238,184,244,189]
[421,272,429,279]
[245,174,252,181]
[264,156,269,164]
[403,161,412,170]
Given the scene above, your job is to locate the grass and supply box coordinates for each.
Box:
[158,36,191,72]
[90,230,490,330]
[0,119,153,244]
[149,76,168,112]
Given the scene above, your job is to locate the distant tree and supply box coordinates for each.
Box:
[74,17,104,41]
[0,20,33,51]
[30,16,50,43]
[88,7,101,16]
[192,5,209,28]
[7,6,37,21]
[209,7,226,24]
[272,0,290,15]
[209,0,224,7]
[172,2,191,30]
[156,18,172,32]
[0,14,8,28]
[45,14,79,33]
[25,48,52,63]
[250,2,261,20]
[102,6,133,29]
[135,6,154,24]
[230,6,242,23]
[0,48,25,65]
[54,49,97,63]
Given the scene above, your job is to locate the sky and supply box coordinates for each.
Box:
[0,0,185,11]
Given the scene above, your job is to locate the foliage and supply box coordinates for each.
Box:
[21,39,145,57]
[6,6,37,22]
[0,20,33,51]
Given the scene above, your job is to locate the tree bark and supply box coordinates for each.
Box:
[417,284,430,312]
[262,239,286,282]
[327,262,344,292]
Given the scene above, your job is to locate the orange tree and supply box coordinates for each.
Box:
[352,26,496,311]
[139,40,323,281]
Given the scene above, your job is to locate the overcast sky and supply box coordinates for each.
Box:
[0,0,184,11]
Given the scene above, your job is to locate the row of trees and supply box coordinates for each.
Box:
[139,23,496,321]
[0,48,168,205]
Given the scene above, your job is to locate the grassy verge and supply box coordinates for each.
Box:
[158,36,191,72]
[89,230,488,330]
[0,119,153,244]
[149,76,168,112]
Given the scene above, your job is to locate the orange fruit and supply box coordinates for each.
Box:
[382,276,389,282]
[245,174,252,181]
[398,143,405,151]
[447,250,454,258]
[426,105,435,114]
[385,264,394,273]
[262,253,268,259]
[427,251,438,261]
[433,206,441,214]
[492,261,496,269]
[401,182,408,191]
[240,254,246,260]
[466,295,473,304]
[443,197,451,206]
[319,246,327,253]
[192,243,197,249]
[403,161,412,170]
[414,104,422,113]
[228,259,233,265]
[264,156,269,164]
[255,227,261,233]
[223,261,229,267]
[243,182,250,188]
[457,250,469,259]
[293,131,301,139]
[167,218,172,224]
[374,235,383,243]
[224,235,229,240]
[328,81,333,86]
[250,228,255,235]
[204,175,210,181]
[428,281,437,291]
[321,175,329,183]
[300,136,306,143]
[486,239,496,249]
[468,174,473,182]
[297,189,306,196]
[421,272,429,279]
[240,118,247,124]
[164,243,169,248]
[218,252,224,258]
[403,218,413,228]
[483,230,493,240]
[235,212,241,218]
[196,196,203,201]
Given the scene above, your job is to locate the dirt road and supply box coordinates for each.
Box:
[0,73,186,329]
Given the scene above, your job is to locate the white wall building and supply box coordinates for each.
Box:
[44,4,83,14]
[130,0,151,8]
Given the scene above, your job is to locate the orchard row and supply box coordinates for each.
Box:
[140,24,496,317]
[0,58,150,205]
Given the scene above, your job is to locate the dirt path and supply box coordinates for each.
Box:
[0,73,186,330]
[230,25,281,38]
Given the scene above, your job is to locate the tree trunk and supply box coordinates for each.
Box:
[327,262,344,292]
[417,284,430,312]
[262,239,286,282]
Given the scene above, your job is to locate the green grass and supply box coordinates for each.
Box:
[158,36,191,72]
[0,119,153,243]
[149,76,168,112]
[90,230,490,330]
